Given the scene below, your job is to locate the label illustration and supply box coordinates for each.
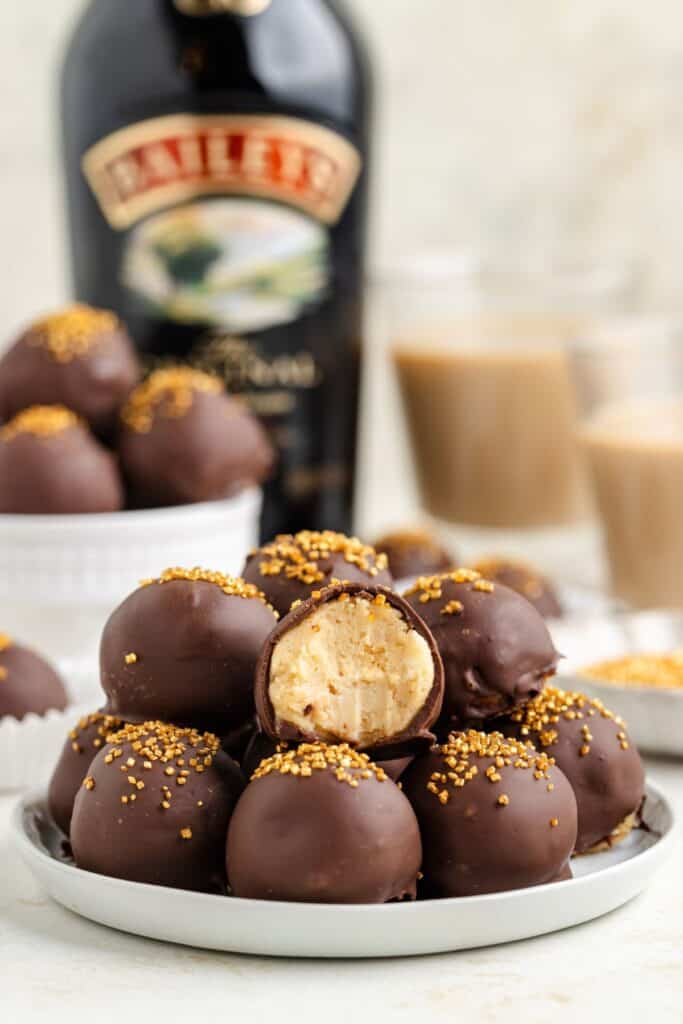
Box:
[122,198,330,330]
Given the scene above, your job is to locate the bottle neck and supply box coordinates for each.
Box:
[173,0,272,14]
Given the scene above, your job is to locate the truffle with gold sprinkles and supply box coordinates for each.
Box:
[471,557,563,619]
[497,685,644,853]
[101,568,279,735]
[254,582,444,758]
[0,405,124,514]
[0,636,67,722]
[373,527,453,581]
[403,570,559,728]
[242,530,393,616]
[71,722,244,892]
[226,742,422,903]
[118,366,272,507]
[0,305,140,436]
[48,711,124,835]
[402,730,577,897]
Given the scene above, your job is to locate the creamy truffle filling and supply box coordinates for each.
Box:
[268,596,434,746]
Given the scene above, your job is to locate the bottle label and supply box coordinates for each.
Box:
[83,114,361,230]
[174,0,272,14]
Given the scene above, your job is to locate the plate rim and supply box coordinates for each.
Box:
[10,780,678,917]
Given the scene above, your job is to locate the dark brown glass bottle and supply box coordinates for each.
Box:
[61,0,371,540]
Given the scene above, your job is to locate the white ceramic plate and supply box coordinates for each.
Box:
[12,784,675,958]
[553,611,683,757]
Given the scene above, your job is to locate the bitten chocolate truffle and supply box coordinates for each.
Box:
[255,582,444,757]
[471,557,562,618]
[403,570,559,728]
[226,742,422,903]
[0,406,124,514]
[0,634,67,721]
[374,527,453,581]
[71,722,244,892]
[241,730,414,782]
[242,530,392,616]
[101,567,279,734]
[403,730,577,897]
[48,711,123,836]
[0,305,140,437]
[118,367,272,507]
[499,686,645,853]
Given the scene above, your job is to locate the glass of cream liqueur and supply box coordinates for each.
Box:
[388,251,634,581]
[573,318,683,608]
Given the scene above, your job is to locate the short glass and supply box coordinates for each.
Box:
[571,317,683,608]
[386,250,636,579]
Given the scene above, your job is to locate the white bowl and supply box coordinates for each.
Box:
[552,610,683,757]
[0,488,262,671]
[11,783,676,957]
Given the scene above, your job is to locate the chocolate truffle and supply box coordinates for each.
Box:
[101,567,279,734]
[403,569,559,728]
[499,685,645,854]
[48,711,123,835]
[374,527,453,581]
[0,406,124,514]
[403,730,577,897]
[242,530,393,616]
[0,634,67,721]
[226,742,422,903]
[0,305,140,437]
[241,730,414,782]
[118,367,272,507]
[255,582,444,757]
[471,557,563,618]
[71,722,244,892]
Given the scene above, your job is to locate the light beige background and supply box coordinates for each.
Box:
[1,1,682,533]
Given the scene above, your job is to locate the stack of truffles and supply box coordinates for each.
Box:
[0,304,272,514]
[48,531,645,902]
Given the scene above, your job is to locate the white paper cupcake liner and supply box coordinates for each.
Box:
[0,488,262,664]
[0,702,92,794]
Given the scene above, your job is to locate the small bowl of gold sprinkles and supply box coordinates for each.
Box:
[552,610,683,757]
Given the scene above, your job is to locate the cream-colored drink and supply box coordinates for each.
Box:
[393,316,589,529]
[582,398,683,608]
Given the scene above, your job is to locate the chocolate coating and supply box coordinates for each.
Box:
[242,530,393,616]
[226,743,422,903]
[48,711,124,835]
[118,368,272,507]
[0,637,67,721]
[498,686,645,853]
[255,582,444,758]
[0,305,140,438]
[472,558,562,618]
[71,722,244,892]
[403,570,559,728]
[403,730,577,897]
[241,730,414,782]
[374,527,453,581]
[0,408,124,515]
[101,569,279,735]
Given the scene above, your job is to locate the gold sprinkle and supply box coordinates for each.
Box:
[251,531,387,587]
[550,817,559,828]
[121,367,221,433]
[497,794,510,806]
[1,405,82,442]
[28,304,118,363]
[138,567,277,617]
[179,827,193,840]
[83,777,95,791]
[580,651,683,690]
[124,652,138,665]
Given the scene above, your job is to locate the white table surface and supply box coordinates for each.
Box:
[1,758,682,1024]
